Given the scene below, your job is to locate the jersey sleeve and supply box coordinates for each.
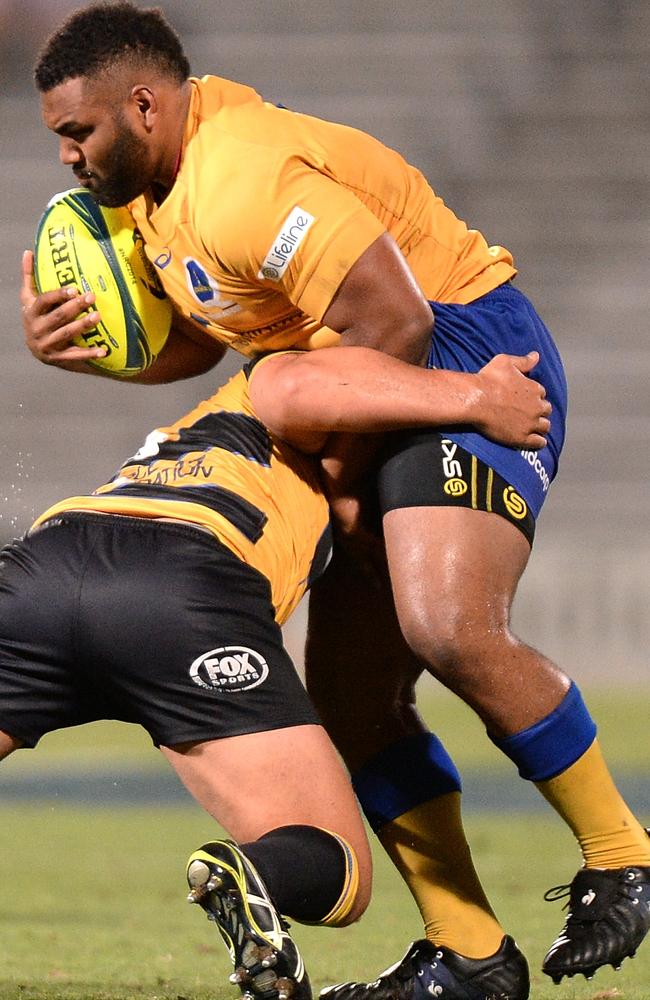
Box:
[200,150,387,323]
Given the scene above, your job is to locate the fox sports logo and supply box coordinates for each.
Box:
[189,646,269,692]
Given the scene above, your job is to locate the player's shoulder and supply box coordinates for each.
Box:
[187,81,316,253]
[192,75,298,158]
[187,80,290,201]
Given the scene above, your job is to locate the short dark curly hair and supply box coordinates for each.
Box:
[34,1,191,92]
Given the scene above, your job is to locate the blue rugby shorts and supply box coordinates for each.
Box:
[377,282,567,534]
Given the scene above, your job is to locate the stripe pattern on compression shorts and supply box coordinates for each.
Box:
[378,431,536,546]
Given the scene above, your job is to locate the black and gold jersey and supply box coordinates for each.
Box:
[32,365,330,624]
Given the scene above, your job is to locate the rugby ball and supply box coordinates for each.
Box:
[34,188,172,376]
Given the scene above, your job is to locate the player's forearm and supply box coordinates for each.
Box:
[127,322,226,384]
[250,346,482,438]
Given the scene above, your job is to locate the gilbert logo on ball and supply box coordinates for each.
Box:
[34,188,172,376]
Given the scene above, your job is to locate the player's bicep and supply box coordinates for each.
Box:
[251,165,383,299]
[321,232,433,365]
[215,159,433,365]
[250,166,432,365]
[217,160,384,313]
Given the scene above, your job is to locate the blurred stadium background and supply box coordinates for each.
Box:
[1,4,648,997]
[1,0,648,682]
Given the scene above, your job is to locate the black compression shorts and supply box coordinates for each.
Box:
[0,513,318,748]
[378,431,536,546]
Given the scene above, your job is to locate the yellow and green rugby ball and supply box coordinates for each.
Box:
[34,188,172,376]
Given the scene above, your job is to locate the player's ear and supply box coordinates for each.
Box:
[131,85,158,129]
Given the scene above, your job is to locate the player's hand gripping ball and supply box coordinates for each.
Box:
[34,188,172,376]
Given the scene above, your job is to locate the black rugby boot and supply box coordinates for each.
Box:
[187,840,312,1000]
[321,936,529,999]
[542,862,650,983]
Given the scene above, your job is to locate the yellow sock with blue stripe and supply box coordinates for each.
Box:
[352,732,505,958]
[537,740,650,868]
[490,682,650,869]
[379,792,506,957]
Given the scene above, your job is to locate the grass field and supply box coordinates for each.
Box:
[1,686,648,999]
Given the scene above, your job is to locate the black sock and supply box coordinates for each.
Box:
[241,825,348,923]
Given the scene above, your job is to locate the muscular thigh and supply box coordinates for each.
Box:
[376,427,536,638]
[379,431,536,546]
[383,504,531,643]
[161,724,370,858]
[380,505,570,735]
[305,547,427,770]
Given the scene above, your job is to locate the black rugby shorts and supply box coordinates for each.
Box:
[0,513,318,748]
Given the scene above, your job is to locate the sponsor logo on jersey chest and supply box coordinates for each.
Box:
[258,207,315,281]
[189,646,269,692]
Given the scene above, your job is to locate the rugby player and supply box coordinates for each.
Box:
[22,3,650,997]
[0,347,546,1000]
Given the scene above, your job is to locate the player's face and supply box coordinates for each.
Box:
[41,77,155,207]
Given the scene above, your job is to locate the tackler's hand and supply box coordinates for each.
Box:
[474,351,552,450]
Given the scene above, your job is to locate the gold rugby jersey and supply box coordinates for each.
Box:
[31,363,330,624]
[129,75,516,357]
